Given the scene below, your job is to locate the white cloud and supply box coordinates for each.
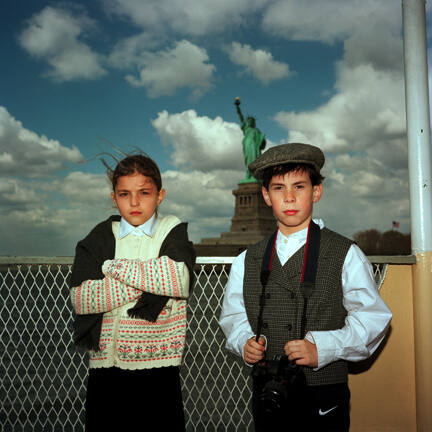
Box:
[274,64,406,153]
[150,109,272,240]
[0,167,239,253]
[313,167,409,238]
[19,6,106,81]
[262,0,400,43]
[0,106,83,177]
[0,172,113,255]
[343,28,403,72]
[0,174,108,223]
[267,0,409,236]
[0,105,246,253]
[57,171,112,204]
[262,0,402,71]
[225,42,294,84]
[152,109,244,171]
[4,0,414,255]
[125,40,215,98]
[160,169,240,242]
[103,0,266,36]
[162,169,239,215]
[0,178,40,211]
[273,60,409,233]
[109,32,163,69]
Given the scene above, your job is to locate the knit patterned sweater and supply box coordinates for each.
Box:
[70,215,191,370]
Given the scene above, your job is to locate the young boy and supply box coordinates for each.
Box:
[219,143,392,431]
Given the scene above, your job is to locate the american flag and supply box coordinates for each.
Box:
[392,221,400,229]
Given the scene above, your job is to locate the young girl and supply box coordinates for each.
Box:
[69,154,195,431]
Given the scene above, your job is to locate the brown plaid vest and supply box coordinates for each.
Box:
[244,227,353,386]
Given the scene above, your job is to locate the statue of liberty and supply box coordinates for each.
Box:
[234,97,266,183]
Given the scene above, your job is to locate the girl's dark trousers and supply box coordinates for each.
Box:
[85,366,185,431]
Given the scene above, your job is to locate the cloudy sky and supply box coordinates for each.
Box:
[0,0,430,256]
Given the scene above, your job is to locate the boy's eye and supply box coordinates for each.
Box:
[140,190,149,195]
[118,192,128,197]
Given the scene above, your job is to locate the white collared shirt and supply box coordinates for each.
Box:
[119,213,158,239]
[219,219,392,370]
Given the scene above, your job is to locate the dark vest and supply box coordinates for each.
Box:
[243,227,353,386]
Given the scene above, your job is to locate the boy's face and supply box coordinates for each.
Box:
[111,172,165,227]
[262,169,322,237]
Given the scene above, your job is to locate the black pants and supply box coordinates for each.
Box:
[85,366,185,431]
[252,378,350,432]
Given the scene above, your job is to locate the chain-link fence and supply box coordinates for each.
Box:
[0,258,388,432]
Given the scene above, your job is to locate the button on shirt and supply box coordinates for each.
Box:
[219,219,392,370]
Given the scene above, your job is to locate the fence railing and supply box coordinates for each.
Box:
[0,257,392,431]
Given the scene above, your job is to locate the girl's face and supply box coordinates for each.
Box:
[111,172,165,227]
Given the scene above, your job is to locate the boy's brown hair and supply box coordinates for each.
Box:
[261,162,325,190]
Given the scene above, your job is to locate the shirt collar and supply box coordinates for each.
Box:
[119,213,158,239]
[277,218,324,244]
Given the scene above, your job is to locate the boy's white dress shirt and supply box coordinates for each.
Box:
[219,219,392,370]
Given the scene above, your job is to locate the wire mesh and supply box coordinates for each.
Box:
[0,264,87,432]
[0,260,387,431]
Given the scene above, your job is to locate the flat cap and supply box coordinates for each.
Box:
[249,142,325,180]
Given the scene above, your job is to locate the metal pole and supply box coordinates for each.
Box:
[402,0,432,430]
[403,0,432,252]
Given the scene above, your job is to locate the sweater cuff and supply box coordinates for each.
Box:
[102,259,113,275]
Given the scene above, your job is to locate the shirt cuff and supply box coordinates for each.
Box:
[305,331,335,370]
[238,332,253,362]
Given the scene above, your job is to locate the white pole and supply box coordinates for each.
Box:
[402,1,432,430]
[403,0,432,254]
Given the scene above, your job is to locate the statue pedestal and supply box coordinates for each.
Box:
[230,182,275,234]
[195,182,276,256]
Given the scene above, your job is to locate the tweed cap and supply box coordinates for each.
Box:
[249,143,325,180]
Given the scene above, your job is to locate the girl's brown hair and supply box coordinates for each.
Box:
[105,154,162,191]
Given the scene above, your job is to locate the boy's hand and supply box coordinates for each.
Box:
[244,337,265,364]
[284,339,318,368]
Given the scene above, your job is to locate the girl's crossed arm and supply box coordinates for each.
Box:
[70,256,189,315]
[102,256,190,299]
[70,273,142,315]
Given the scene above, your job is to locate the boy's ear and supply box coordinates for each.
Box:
[312,183,323,203]
[157,188,166,205]
[262,186,272,207]
[111,191,117,207]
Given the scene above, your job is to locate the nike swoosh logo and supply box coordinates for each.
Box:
[319,406,338,416]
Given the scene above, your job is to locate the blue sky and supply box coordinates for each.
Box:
[0,0,430,256]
